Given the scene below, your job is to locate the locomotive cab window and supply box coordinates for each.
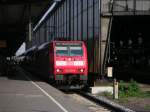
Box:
[70,45,83,56]
[55,43,83,56]
[55,45,69,56]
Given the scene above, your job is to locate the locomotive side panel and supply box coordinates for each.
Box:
[33,44,50,79]
[49,42,54,79]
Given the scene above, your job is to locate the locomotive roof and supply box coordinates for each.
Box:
[22,46,37,56]
[38,42,50,50]
[54,41,83,43]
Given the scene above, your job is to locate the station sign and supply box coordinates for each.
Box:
[0,40,7,48]
[107,67,113,77]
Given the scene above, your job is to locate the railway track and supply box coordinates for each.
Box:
[62,89,135,112]
[78,91,135,112]
[63,91,113,112]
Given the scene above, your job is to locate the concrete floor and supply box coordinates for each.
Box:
[0,67,111,112]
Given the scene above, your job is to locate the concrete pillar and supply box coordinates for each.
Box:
[28,4,32,42]
[101,0,111,14]
[29,21,32,42]
[100,16,112,75]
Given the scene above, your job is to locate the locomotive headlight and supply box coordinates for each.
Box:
[74,61,84,66]
[80,69,84,72]
[78,68,84,72]
[56,69,60,72]
[56,61,67,66]
[56,68,63,72]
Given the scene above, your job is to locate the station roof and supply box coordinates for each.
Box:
[0,0,53,56]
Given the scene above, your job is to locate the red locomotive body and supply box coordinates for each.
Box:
[53,41,88,83]
[23,41,88,88]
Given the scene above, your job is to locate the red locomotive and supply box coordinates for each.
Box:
[23,41,88,89]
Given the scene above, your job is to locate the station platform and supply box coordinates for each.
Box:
[0,67,93,112]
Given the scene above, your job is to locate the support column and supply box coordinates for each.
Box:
[100,16,112,76]
[29,21,32,42]
[28,4,32,42]
[100,0,113,77]
[26,4,32,49]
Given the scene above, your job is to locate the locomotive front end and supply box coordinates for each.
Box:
[54,41,88,85]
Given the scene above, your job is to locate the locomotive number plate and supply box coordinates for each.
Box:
[67,61,73,65]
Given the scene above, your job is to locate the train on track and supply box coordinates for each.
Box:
[20,41,88,89]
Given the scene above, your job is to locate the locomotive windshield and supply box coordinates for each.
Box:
[70,45,83,56]
[55,45,68,56]
[55,43,83,56]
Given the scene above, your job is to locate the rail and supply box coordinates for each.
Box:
[78,91,135,112]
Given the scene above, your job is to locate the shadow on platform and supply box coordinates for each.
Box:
[0,66,43,82]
